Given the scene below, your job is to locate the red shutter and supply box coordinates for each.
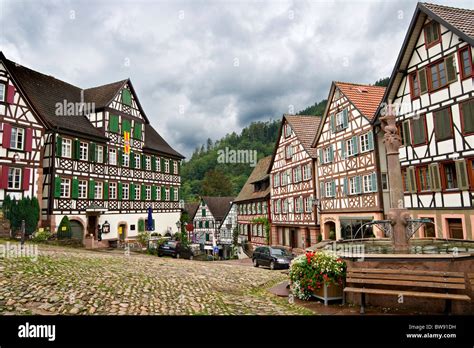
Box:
[22,168,30,191]
[25,128,33,152]
[6,85,15,104]
[0,165,9,189]
[2,123,11,148]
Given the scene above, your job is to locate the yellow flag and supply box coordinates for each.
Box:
[124,131,130,154]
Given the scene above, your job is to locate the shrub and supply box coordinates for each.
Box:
[329,230,336,240]
[317,234,323,243]
[57,216,72,239]
[32,229,53,243]
[137,231,150,247]
[289,250,346,300]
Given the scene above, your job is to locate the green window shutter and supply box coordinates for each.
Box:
[343,177,348,196]
[342,109,348,128]
[118,149,123,166]
[170,187,174,201]
[455,160,469,190]
[434,109,452,141]
[118,182,123,200]
[402,121,411,146]
[202,208,206,217]
[152,185,157,200]
[73,139,80,160]
[330,114,335,133]
[406,166,417,193]
[138,219,145,232]
[352,136,359,155]
[122,119,131,135]
[371,173,378,192]
[429,164,441,192]
[160,158,164,172]
[108,115,120,133]
[88,180,95,199]
[412,115,427,144]
[104,146,109,163]
[177,161,181,175]
[419,68,428,94]
[462,100,474,134]
[205,221,209,228]
[205,233,209,241]
[445,55,457,83]
[89,142,96,162]
[122,89,132,106]
[329,145,334,162]
[54,176,61,198]
[161,186,166,201]
[141,154,146,169]
[71,178,79,199]
[319,149,324,164]
[56,135,62,157]
[130,152,135,168]
[130,183,135,200]
[133,123,142,139]
[320,182,325,198]
[141,184,146,200]
[331,181,336,197]
[103,182,109,200]
[340,141,345,159]
[367,131,374,150]
[355,176,362,194]
[151,156,157,171]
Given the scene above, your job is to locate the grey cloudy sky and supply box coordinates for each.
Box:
[0,0,472,158]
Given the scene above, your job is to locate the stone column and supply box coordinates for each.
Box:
[380,105,409,252]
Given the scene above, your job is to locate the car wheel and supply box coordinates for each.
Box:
[270,261,275,270]
[176,253,180,259]
[253,258,259,267]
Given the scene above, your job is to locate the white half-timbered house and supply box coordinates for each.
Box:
[314,82,386,240]
[1,53,184,246]
[269,115,322,250]
[218,203,237,258]
[235,156,272,249]
[376,3,474,240]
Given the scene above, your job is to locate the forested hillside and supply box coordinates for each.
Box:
[181,78,389,201]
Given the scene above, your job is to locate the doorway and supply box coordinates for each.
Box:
[87,215,98,238]
[247,224,252,242]
[118,223,127,241]
[289,229,297,248]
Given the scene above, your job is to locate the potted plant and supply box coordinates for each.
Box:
[289,250,346,304]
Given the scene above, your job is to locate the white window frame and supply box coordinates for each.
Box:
[173,160,178,174]
[135,185,140,200]
[60,178,71,198]
[360,133,370,153]
[79,142,88,161]
[304,196,312,213]
[109,182,117,200]
[109,148,117,166]
[286,169,292,184]
[349,177,357,195]
[146,156,151,171]
[303,164,311,180]
[363,174,374,193]
[346,138,354,157]
[135,154,141,169]
[122,183,129,200]
[8,167,21,190]
[165,187,170,201]
[274,173,280,187]
[78,180,87,199]
[62,138,72,158]
[174,187,178,201]
[95,181,103,200]
[10,127,25,151]
[325,182,333,198]
[165,160,170,173]
[335,111,345,131]
[96,145,103,163]
[0,84,5,102]
[157,158,161,171]
[123,152,129,167]
[323,147,331,163]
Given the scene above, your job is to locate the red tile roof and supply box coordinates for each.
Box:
[422,2,474,39]
[334,82,386,122]
[284,115,322,158]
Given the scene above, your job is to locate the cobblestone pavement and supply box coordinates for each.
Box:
[0,241,313,315]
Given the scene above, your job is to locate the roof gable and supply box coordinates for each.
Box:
[234,156,272,203]
[201,196,235,221]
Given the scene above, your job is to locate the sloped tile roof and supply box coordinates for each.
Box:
[284,115,322,158]
[184,202,199,220]
[422,2,474,39]
[201,196,235,221]
[335,82,386,122]
[84,80,127,108]
[234,156,272,203]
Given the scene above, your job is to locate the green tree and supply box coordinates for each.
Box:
[201,169,233,196]
[57,215,72,239]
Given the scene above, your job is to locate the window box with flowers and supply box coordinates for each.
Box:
[289,250,346,305]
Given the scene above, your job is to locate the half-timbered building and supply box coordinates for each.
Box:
[269,115,322,251]
[235,156,272,249]
[376,3,474,240]
[314,82,386,240]
[218,203,237,258]
[1,52,184,245]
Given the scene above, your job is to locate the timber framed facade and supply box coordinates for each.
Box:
[376,3,474,240]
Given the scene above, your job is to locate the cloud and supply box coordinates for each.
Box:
[1,0,472,157]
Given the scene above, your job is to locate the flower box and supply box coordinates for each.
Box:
[312,282,343,306]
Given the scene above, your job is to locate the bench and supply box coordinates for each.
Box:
[344,268,471,314]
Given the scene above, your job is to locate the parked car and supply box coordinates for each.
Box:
[252,246,294,270]
[157,241,195,259]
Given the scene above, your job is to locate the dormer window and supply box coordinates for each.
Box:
[424,21,441,48]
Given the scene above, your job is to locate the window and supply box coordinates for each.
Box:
[78,180,87,199]
[303,164,311,180]
[285,145,293,159]
[165,187,170,201]
[79,142,88,161]
[459,47,473,79]
[428,55,456,91]
[294,196,303,213]
[135,185,140,200]
[174,187,178,201]
[424,20,440,47]
[280,171,287,186]
[293,166,302,182]
[416,166,431,191]
[156,158,161,172]
[135,154,140,169]
[283,199,288,213]
[381,173,389,191]
[402,168,408,192]
[434,108,453,141]
[430,61,446,90]
[411,114,427,145]
[275,199,281,213]
[10,127,24,150]
[442,162,458,190]
[323,147,331,163]
[409,71,420,98]
[145,157,151,171]
[360,133,370,153]
[286,169,292,184]
[335,109,348,131]
[122,183,129,200]
[325,182,334,197]
[62,138,72,158]
[349,176,361,195]
[60,178,70,198]
[145,186,151,200]
[7,167,21,189]
[96,145,103,163]
[304,196,312,213]
[165,160,170,173]
[173,160,178,174]
[109,182,117,199]
[447,218,464,239]
[346,138,354,157]
[362,174,375,193]
[94,182,103,199]
[284,124,292,138]
[273,173,280,187]
[122,152,129,167]
[109,148,117,165]
[0,83,5,102]
[398,120,411,146]
[461,99,474,135]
